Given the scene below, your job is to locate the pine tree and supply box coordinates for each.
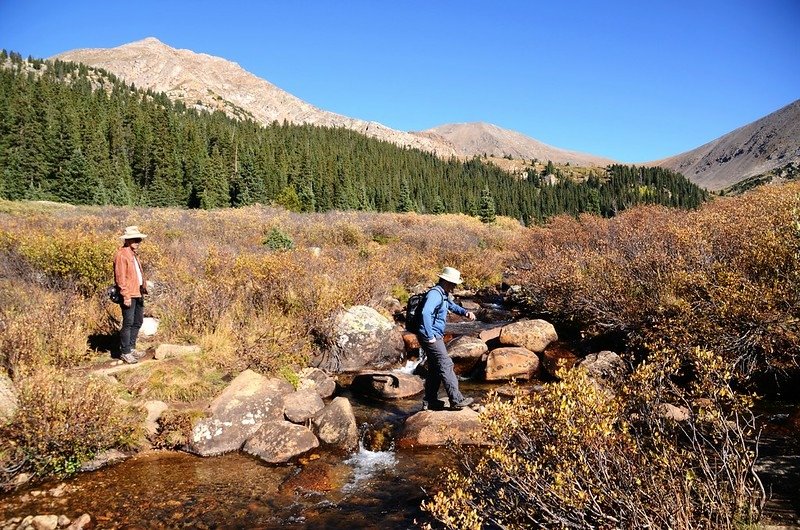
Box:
[479,186,496,223]
[397,179,415,213]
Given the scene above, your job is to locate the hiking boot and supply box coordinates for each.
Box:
[450,397,474,410]
[422,400,446,411]
[131,349,146,359]
[120,353,138,364]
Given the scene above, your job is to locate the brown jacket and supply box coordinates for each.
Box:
[113,246,147,302]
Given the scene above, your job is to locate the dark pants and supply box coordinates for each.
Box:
[120,297,144,355]
[421,337,464,405]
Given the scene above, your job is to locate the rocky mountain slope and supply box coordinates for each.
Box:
[420,122,616,167]
[654,99,800,191]
[53,38,458,157]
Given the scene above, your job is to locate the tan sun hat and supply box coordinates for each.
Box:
[119,226,147,240]
[438,266,463,285]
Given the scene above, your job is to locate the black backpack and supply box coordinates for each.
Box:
[405,288,444,333]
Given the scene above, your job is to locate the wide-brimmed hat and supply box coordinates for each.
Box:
[119,226,147,240]
[438,266,463,285]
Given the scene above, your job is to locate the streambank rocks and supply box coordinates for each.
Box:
[542,348,579,378]
[313,397,358,450]
[297,367,336,399]
[188,369,292,456]
[244,421,319,463]
[447,336,488,375]
[398,408,484,447]
[485,347,541,381]
[351,371,423,399]
[499,319,558,353]
[312,305,404,373]
[577,350,626,384]
[283,388,325,423]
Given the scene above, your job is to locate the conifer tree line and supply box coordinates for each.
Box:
[0,51,709,223]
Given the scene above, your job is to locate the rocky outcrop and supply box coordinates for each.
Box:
[283,388,325,423]
[187,370,292,456]
[447,336,488,375]
[398,408,485,447]
[485,347,541,381]
[312,306,404,372]
[312,397,358,450]
[498,319,558,353]
[297,367,336,399]
[350,371,424,399]
[243,421,319,463]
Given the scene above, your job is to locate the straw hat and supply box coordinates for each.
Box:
[438,266,463,285]
[119,226,147,240]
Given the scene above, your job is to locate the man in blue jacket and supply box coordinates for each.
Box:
[418,267,476,411]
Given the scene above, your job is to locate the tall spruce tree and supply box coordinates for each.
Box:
[479,186,496,223]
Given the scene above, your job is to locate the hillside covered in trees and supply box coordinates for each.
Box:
[0,51,709,223]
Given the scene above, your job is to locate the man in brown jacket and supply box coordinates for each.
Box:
[114,226,148,364]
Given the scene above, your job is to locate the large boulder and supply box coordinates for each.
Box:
[187,369,293,456]
[312,397,358,450]
[447,336,489,375]
[312,306,404,372]
[577,350,626,384]
[350,371,424,399]
[0,373,17,423]
[498,319,558,353]
[283,388,325,423]
[397,408,485,448]
[243,420,319,463]
[297,367,337,399]
[485,347,541,381]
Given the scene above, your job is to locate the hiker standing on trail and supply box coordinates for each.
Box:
[417,267,476,411]
[114,226,148,365]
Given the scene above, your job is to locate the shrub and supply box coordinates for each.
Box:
[424,350,763,529]
[1,368,142,477]
[263,226,294,251]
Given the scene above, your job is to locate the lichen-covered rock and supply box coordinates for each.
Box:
[243,421,319,463]
[297,367,336,399]
[447,336,488,375]
[187,369,293,456]
[498,319,558,353]
[398,408,485,448]
[311,306,404,372]
[312,397,358,450]
[283,388,325,423]
[577,350,626,384]
[350,371,424,399]
[485,347,541,381]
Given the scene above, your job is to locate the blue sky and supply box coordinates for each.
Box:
[1,0,798,162]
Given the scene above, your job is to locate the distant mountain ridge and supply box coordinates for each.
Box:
[421,122,616,167]
[654,99,800,191]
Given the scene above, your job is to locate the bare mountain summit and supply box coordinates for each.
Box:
[421,122,615,167]
[53,37,457,157]
[654,99,800,191]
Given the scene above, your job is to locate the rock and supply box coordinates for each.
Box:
[309,246,322,257]
[494,383,545,397]
[65,514,91,530]
[478,326,504,343]
[485,347,541,381]
[13,472,31,486]
[280,458,352,494]
[398,408,485,448]
[577,351,626,384]
[79,449,128,472]
[187,369,293,456]
[460,300,481,311]
[30,515,58,530]
[350,371,424,399]
[498,319,558,353]
[153,344,201,360]
[57,515,70,528]
[283,389,325,423]
[402,331,421,351]
[447,336,488,375]
[381,296,403,316]
[296,368,336,399]
[661,403,690,421]
[243,420,319,463]
[143,400,169,438]
[140,317,159,336]
[311,306,404,372]
[541,347,579,378]
[312,397,358,450]
[0,372,17,422]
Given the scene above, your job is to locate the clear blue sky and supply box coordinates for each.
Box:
[1,0,798,162]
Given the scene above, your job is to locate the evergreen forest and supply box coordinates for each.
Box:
[0,51,709,223]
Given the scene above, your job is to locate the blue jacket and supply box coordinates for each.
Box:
[419,285,468,342]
